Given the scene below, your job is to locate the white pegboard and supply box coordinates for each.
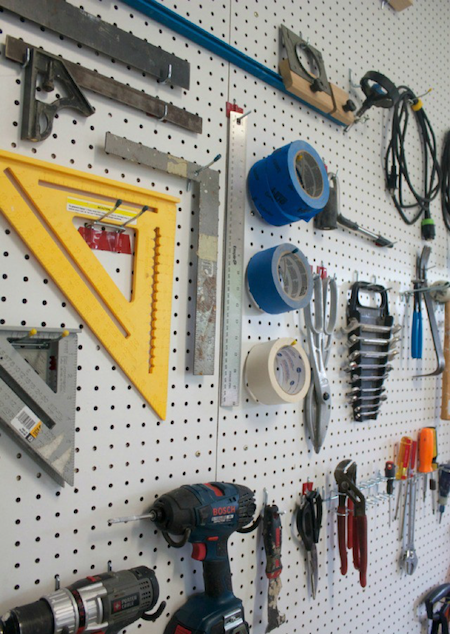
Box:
[0,1,449,634]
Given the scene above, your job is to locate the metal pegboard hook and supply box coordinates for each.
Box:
[118,205,149,231]
[237,110,252,123]
[157,103,168,122]
[160,63,173,85]
[22,47,31,69]
[187,154,222,191]
[349,68,360,89]
[299,31,310,47]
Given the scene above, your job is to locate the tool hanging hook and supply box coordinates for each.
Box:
[160,63,173,84]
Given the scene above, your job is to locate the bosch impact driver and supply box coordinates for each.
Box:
[148,482,257,634]
[0,566,164,634]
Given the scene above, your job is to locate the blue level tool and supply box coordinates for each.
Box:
[121,0,345,127]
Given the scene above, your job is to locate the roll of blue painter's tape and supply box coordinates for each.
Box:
[248,160,301,226]
[248,141,329,226]
[247,244,313,314]
[266,141,329,212]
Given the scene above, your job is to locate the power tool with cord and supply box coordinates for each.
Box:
[0,566,164,634]
[109,482,259,634]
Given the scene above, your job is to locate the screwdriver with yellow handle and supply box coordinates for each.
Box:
[394,437,412,522]
[418,428,434,503]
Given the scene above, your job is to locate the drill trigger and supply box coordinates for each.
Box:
[162,528,192,548]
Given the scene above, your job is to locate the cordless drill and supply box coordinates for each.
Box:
[148,482,257,634]
[0,566,163,634]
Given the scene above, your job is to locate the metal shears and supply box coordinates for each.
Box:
[303,273,338,452]
[296,486,323,599]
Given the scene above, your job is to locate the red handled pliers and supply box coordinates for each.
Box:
[334,459,368,588]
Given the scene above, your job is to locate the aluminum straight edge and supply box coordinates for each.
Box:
[220,112,247,407]
[120,0,346,127]
[0,0,190,90]
[104,132,219,376]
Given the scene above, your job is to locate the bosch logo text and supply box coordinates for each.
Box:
[213,506,236,516]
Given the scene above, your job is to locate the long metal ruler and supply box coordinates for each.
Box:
[0,327,78,487]
[220,111,248,406]
[0,0,190,89]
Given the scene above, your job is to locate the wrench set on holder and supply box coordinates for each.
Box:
[343,282,401,421]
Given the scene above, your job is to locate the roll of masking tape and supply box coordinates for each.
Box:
[245,338,311,405]
[248,141,329,226]
[247,244,313,314]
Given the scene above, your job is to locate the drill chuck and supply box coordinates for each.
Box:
[0,566,160,634]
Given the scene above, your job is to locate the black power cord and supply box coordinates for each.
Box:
[440,130,450,232]
[384,86,441,240]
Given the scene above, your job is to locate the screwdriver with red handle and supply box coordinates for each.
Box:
[394,437,412,521]
[400,440,417,544]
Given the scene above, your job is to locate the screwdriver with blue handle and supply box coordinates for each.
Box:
[411,272,423,359]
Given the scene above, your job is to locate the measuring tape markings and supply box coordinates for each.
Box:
[248,141,329,226]
[245,338,311,405]
[246,244,313,314]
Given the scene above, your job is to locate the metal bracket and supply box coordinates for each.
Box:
[21,47,95,142]
[0,327,78,487]
[104,132,220,376]
[0,0,190,89]
[280,25,332,96]
[5,36,202,134]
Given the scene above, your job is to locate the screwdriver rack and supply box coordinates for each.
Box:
[1,1,450,634]
[323,474,393,507]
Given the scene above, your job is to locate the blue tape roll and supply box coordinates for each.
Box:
[248,160,301,226]
[247,244,313,314]
[248,141,329,226]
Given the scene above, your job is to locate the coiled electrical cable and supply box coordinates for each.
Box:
[440,130,450,232]
[384,86,441,240]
